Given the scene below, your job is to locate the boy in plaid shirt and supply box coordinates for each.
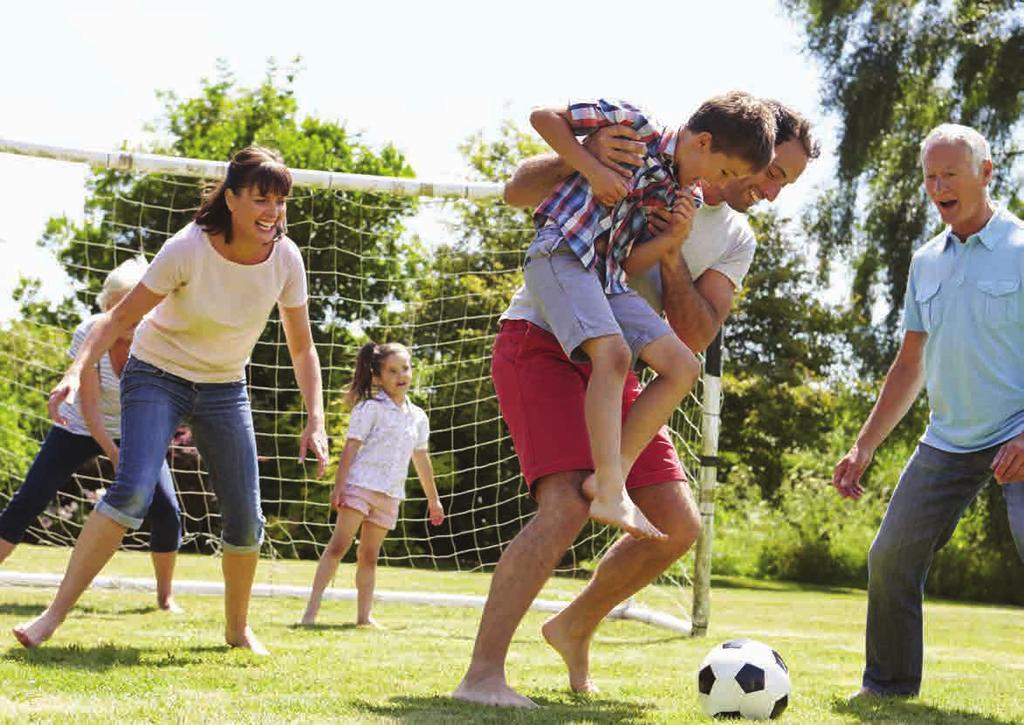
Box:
[524,92,775,539]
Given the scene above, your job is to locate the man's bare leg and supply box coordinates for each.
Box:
[542,481,699,691]
[453,471,590,708]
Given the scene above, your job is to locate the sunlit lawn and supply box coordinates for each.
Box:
[1,545,1021,723]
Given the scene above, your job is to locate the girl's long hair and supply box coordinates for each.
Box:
[194,146,292,244]
[346,341,410,407]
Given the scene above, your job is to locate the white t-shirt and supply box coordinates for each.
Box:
[502,200,756,324]
[132,222,308,383]
[345,392,430,500]
[59,315,122,438]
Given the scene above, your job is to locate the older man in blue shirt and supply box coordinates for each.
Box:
[833,123,1024,698]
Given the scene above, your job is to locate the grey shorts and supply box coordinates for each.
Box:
[523,225,673,363]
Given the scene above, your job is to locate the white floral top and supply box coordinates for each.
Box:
[345,391,430,500]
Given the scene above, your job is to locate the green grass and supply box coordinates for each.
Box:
[1,545,1022,723]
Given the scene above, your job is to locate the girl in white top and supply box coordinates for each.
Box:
[301,342,444,627]
[17,147,329,654]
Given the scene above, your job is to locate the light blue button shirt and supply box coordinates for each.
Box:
[902,206,1024,452]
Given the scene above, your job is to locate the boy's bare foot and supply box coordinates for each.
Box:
[582,474,665,540]
[226,626,270,656]
[356,617,385,629]
[542,614,598,693]
[453,674,539,708]
[12,612,62,649]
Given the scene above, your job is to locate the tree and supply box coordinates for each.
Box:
[783,0,1024,375]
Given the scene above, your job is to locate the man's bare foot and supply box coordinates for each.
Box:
[582,474,665,540]
[12,612,62,649]
[226,626,270,656]
[542,613,598,693]
[452,673,538,708]
[158,596,184,614]
[356,617,385,629]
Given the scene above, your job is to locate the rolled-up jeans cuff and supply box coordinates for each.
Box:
[221,536,263,554]
[95,500,144,530]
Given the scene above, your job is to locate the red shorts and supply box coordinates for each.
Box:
[492,319,687,492]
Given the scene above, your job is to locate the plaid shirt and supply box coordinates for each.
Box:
[533,99,699,294]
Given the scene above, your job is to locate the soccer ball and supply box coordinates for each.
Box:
[697,638,790,720]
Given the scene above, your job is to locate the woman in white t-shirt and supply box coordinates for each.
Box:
[15,147,329,654]
[0,259,182,612]
[300,342,444,627]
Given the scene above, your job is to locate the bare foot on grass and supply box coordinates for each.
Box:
[158,596,184,614]
[356,617,385,629]
[12,612,62,649]
[226,626,270,656]
[542,614,598,693]
[582,474,665,540]
[452,674,538,708]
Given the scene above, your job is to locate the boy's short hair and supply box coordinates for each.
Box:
[686,91,777,172]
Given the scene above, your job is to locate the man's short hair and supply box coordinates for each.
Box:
[686,91,777,172]
[920,123,991,170]
[765,100,820,160]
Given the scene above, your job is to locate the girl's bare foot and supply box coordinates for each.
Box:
[582,474,665,540]
[226,626,270,656]
[158,596,184,614]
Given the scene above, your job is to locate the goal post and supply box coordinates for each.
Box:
[0,139,723,635]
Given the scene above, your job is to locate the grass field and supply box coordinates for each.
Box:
[1,545,1022,723]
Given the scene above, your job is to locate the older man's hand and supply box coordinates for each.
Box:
[833,444,874,500]
[992,432,1024,484]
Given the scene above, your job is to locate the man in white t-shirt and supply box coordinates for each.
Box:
[454,101,819,707]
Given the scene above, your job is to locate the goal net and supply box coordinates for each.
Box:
[0,140,722,634]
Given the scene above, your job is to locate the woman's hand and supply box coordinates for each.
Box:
[299,418,329,478]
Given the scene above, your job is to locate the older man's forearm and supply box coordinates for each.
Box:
[660,254,719,353]
[503,154,574,208]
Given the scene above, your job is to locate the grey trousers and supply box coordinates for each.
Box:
[863,442,1024,695]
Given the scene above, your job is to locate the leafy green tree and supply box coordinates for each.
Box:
[721,211,845,495]
[783,0,1024,374]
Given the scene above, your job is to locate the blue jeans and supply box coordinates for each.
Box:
[97,357,264,553]
[863,442,1024,695]
[0,425,180,552]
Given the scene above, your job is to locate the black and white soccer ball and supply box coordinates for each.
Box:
[697,638,790,720]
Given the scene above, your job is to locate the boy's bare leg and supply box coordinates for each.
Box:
[579,335,663,539]
[620,335,700,473]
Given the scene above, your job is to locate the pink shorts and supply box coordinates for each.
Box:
[492,319,687,493]
[341,484,401,530]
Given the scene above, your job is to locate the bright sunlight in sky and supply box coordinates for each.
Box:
[0,0,838,318]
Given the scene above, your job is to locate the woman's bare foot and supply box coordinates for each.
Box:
[12,612,62,649]
[226,626,270,656]
[452,673,539,708]
[542,613,598,693]
[158,596,184,614]
[582,474,665,540]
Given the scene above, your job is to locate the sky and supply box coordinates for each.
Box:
[0,0,840,319]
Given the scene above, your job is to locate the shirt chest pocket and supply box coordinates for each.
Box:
[915,280,942,331]
[973,278,1021,327]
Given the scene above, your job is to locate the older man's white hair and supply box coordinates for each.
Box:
[920,123,992,171]
[97,256,148,311]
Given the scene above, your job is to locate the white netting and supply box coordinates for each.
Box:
[0,147,715,628]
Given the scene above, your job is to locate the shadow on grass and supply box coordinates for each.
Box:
[0,603,45,617]
[356,695,652,724]
[834,695,1016,724]
[4,643,265,671]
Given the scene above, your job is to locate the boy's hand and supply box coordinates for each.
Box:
[647,196,696,245]
[583,125,645,178]
[586,164,629,206]
[427,498,445,526]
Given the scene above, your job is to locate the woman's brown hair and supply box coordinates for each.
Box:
[194,146,292,244]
